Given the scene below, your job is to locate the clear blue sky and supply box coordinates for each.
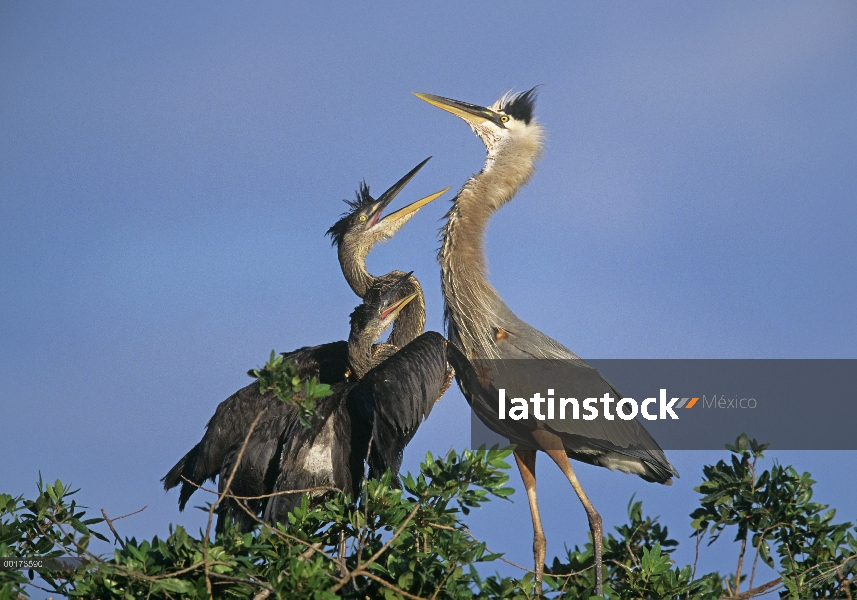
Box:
[2,2,856,594]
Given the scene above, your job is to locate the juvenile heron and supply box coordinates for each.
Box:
[416,89,677,596]
[327,157,450,348]
[162,163,447,512]
[217,273,436,530]
[263,284,452,524]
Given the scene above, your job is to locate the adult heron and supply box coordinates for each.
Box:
[415,89,678,596]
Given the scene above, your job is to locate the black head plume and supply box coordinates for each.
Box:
[325,182,375,247]
[499,87,539,124]
[325,158,431,248]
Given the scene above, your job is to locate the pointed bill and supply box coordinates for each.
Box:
[382,187,450,224]
[413,92,495,126]
[381,292,418,321]
[373,157,432,217]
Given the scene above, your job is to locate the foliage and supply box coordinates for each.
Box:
[2,435,855,598]
[690,434,857,598]
[247,350,331,427]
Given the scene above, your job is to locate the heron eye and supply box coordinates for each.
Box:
[500,115,510,123]
[359,215,367,222]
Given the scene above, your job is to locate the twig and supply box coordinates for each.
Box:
[230,490,338,564]
[203,408,266,598]
[362,570,428,600]
[727,576,783,600]
[430,562,459,600]
[298,542,324,561]
[735,534,747,594]
[180,475,338,500]
[330,501,422,593]
[111,505,148,521]
[208,572,275,594]
[688,532,702,599]
[749,533,765,589]
[100,509,127,551]
[783,539,801,596]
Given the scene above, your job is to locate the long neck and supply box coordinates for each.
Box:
[439,128,542,359]
[339,243,374,298]
[347,327,379,379]
[340,249,427,348]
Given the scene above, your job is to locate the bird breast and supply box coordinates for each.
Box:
[301,415,336,479]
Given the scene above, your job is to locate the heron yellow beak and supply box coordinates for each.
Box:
[381,292,418,321]
[413,92,495,126]
[382,187,450,224]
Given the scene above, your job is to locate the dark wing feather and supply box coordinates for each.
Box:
[446,342,531,447]
[162,380,274,510]
[213,399,296,533]
[280,340,350,385]
[162,340,349,509]
[262,390,354,525]
[348,332,449,485]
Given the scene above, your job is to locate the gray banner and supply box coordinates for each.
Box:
[468,359,857,450]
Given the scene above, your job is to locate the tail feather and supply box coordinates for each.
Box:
[162,445,201,511]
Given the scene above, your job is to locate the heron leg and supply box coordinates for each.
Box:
[514,447,546,593]
[337,530,347,578]
[533,430,603,598]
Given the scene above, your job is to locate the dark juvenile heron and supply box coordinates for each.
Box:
[162,163,447,512]
[415,89,678,596]
[217,273,439,530]
[328,157,449,349]
[263,285,452,524]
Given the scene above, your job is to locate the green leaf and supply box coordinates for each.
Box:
[153,578,196,594]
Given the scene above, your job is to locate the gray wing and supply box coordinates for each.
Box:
[451,317,678,483]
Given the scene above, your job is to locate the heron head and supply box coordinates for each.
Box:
[349,272,418,342]
[326,158,448,255]
[413,88,539,155]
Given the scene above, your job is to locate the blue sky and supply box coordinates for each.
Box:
[2,2,856,594]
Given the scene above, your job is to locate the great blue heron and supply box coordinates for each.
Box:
[216,272,440,530]
[327,157,449,348]
[263,291,452,524]
[416,89,678,596]
[162,163,447,513]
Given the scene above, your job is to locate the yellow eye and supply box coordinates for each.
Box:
[500,115,510,123]
[359,215,367,222]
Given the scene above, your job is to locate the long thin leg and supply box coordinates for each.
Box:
[533,430,603,598]
[337,530,347,578]
[514,447,546,593]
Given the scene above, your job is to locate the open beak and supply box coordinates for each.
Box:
[382,187,450,224]
[379,271,416,319]
[413,92,496,126]
[369,157,431,225]
[381,292,418,321]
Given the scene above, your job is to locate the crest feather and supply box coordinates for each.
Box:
[326,181,379,246]
[495,87,539,124]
